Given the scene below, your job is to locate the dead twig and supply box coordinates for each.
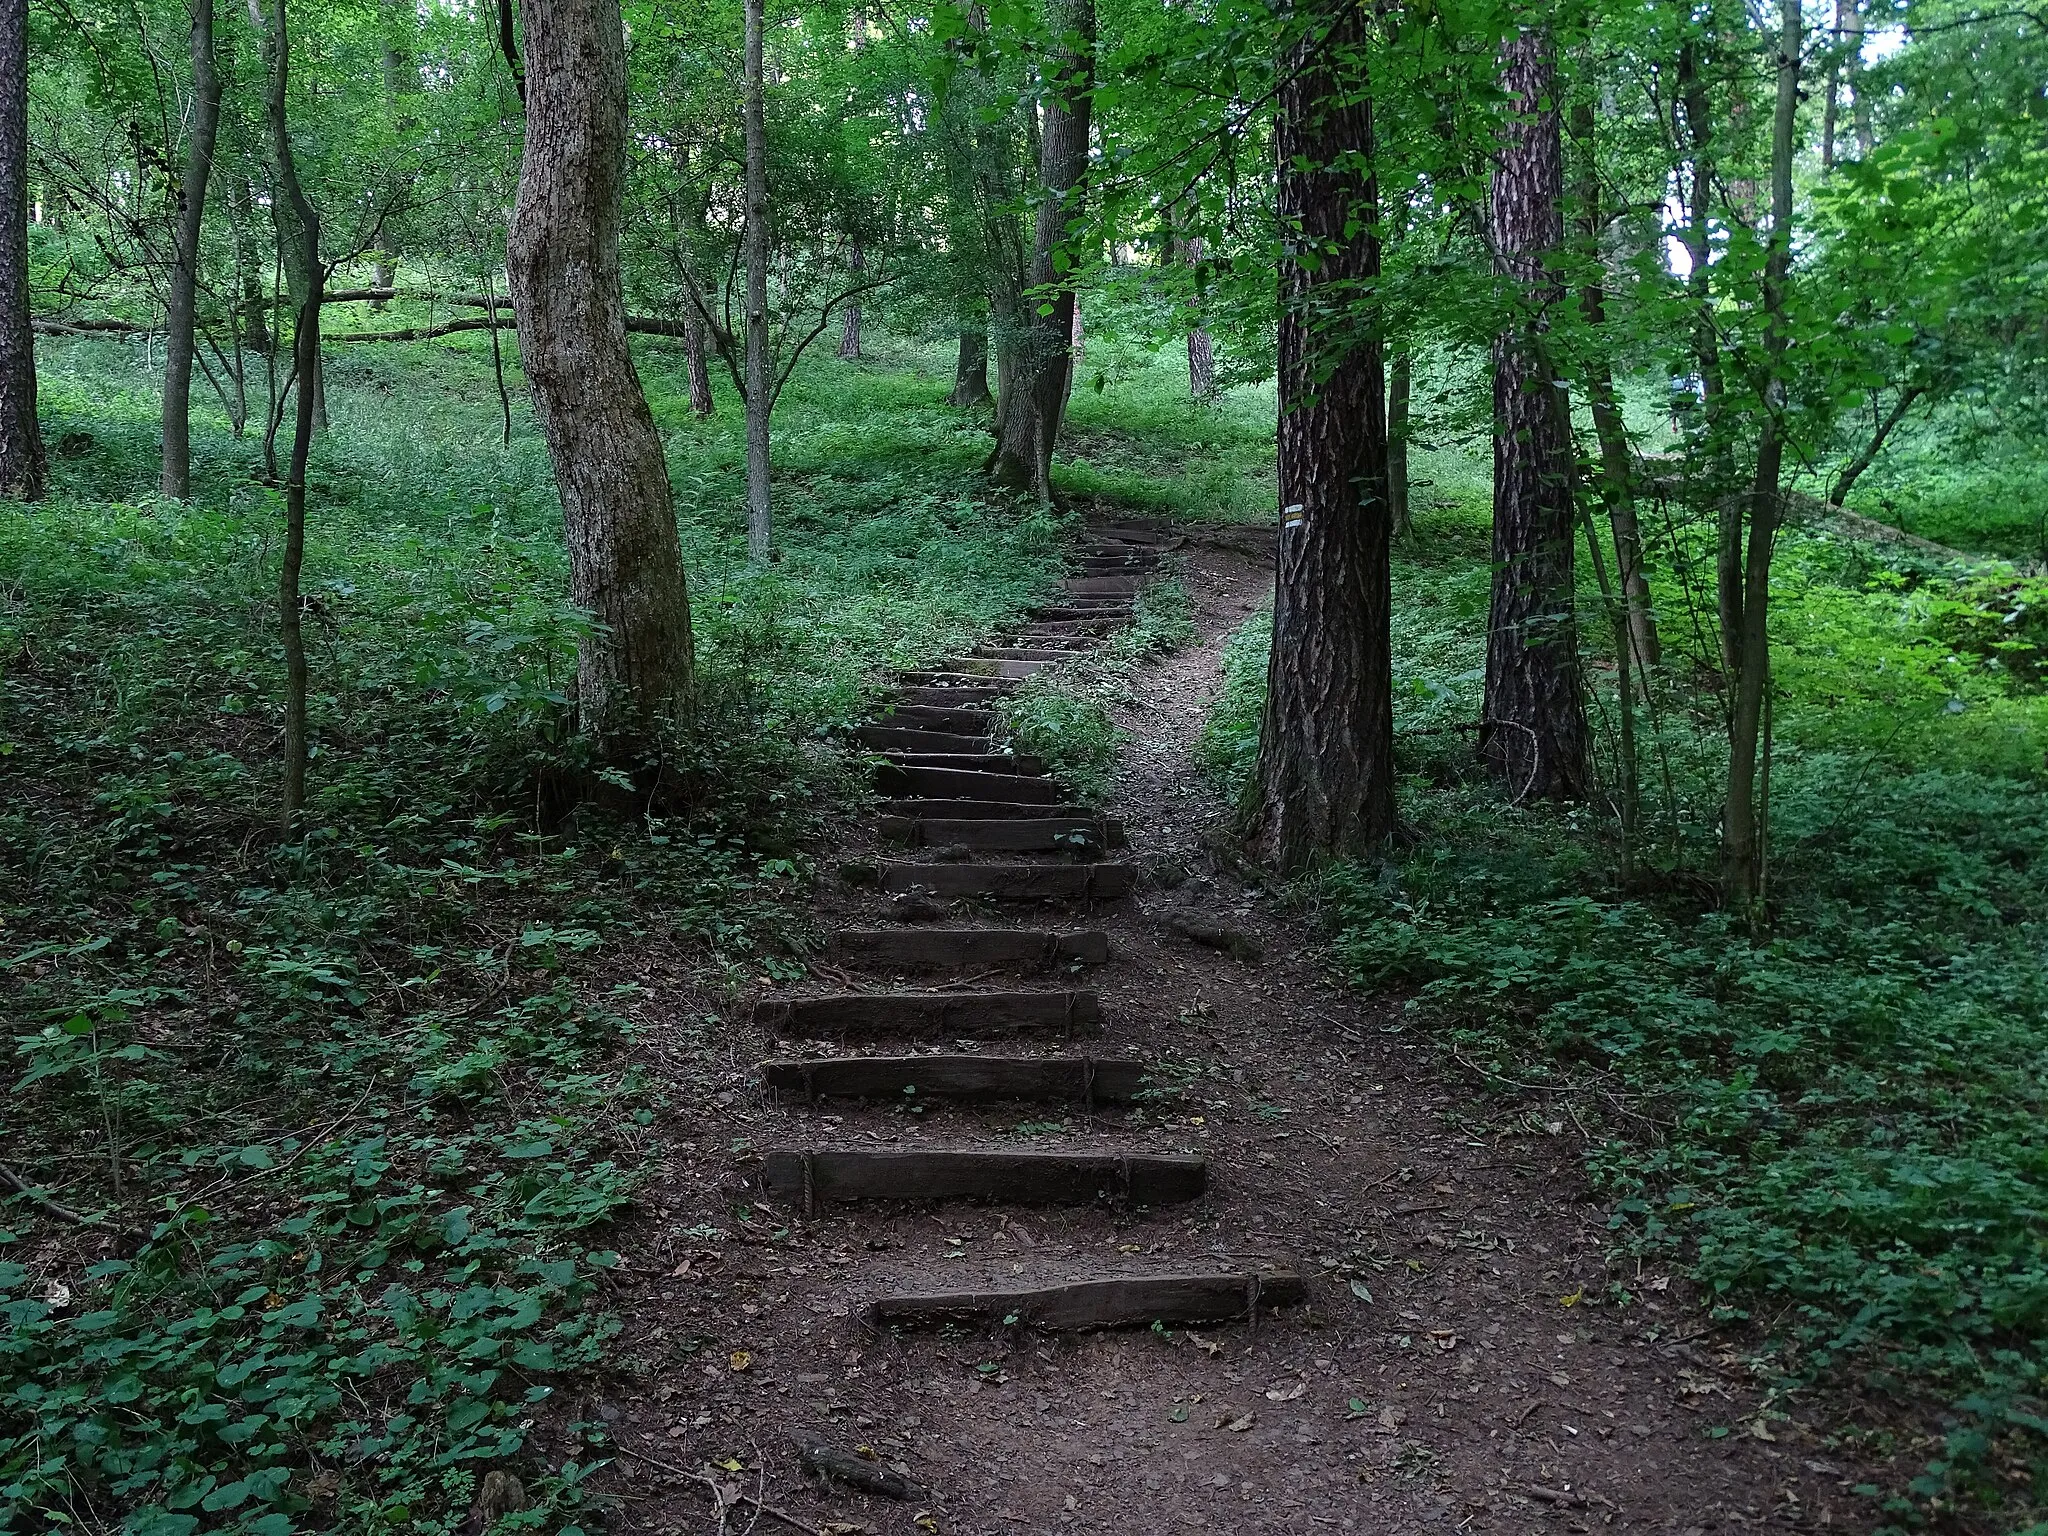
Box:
[0,1163,148,1239]
[613,1444,817,1535]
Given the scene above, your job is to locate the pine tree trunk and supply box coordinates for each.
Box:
[742,0,772,558]
[684,309,714,416]
[986,0,1092,501]
[948,328,990,405]
[1484,26,1586,802]
[1722,0,1800,908]
[162,0,221,500]
[0,0,46,501]
[506,0,695,751]
[1251,0,1395,871]
[837,244,863,360]
[1387,344,1411,538]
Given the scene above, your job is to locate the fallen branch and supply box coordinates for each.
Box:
[612,1444,816,1535]
[0,1163,149,1240]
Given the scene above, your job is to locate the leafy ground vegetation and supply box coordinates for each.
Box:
[1203,412,2048,1527]
[0,329,1177,1534]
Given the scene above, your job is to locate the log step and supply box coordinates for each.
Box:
[758,1149,1205,1210]
[894,686,1007,709]
[856,726,992,755]
[829,928,1109,971]
[878,798,1096,821]
[760,1054,1144,1103]
[877,816,1124,850]
[898,671,1022,690]
[970,648,1076,663]
[879,862,1137,902]
[866,1268,1306,1332]
[875,765,1067,804]
[1064,576,1143,597]
[937,658,1058,680]
[1028,605,1131,622]
[883,751,1049,775]
[869,704,992,734]
[758,990,1100,1038]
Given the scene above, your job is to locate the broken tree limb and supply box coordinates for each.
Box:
[795,1440,928,1501]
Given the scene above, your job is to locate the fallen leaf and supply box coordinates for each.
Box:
[1344,1398,1370,1420]
[819,1523,868,1535]
[913,1513,938,1532]
[1348,1279,1373,1304]
[717,1458,743,1473]
[1647,1276,1670,1292]
[729,1350,752,1373]
[1550,1371,1571,1387]
[1264,1379,1307,1402]
[1558,1288,1583,1307]
[1748,1419,1777,1442]
[1378,1405,1405,1430]
[1186,1332,1223,1357]
[1218,1410,1255,1432]
[1169,1405,1189,1423]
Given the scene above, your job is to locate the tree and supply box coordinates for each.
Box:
[507,0,695,749]
[162,0,222,500]
[742,0,771,558]
[986,0,1093,502]
[1483,24,1586,801]
[0,0,44,500]
[1251,0,1395,870]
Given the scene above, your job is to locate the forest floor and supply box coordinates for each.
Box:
[582,525,1887,1536]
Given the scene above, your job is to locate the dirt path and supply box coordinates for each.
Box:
[593,525,1871,1536]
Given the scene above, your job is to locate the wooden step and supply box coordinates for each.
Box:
[883,751,1049,775]
[1065,576,1144,597]
[969,648,1075,663]
[879,862,1137,902]
[894,686,1007,709]
[1028,605,1131,622]
[869,704,991,734]
[758,990,1100,1038]
[898,670,1022,690]
[878,798,1096,820]
[877,815,1124,850]
[856,726,991,755]
[997,636,1095,651]
[1075,556,1158,572]
[760,1054,1144,1103]
[757,1149,1205,1211]
[875,765,1066,803]
[866,1268,1306,1332]
[829,928,1109,971]
[928,657,1053,680]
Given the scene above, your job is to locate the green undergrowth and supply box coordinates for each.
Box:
[0,334,1089,1533]
[1206,469,2048,1527]
[996,576,1197,803]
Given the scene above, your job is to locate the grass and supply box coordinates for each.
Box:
[1,318,1243,1534]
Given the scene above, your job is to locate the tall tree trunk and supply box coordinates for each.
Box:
[1387,343,1411,538]
[249,0,320,830]
[1821,0,1848,171]
[1676,32,1740,681]
[837,244,863,360]
[1722,0,1799,908]
[684,309,714,416]
[163,0,222,500]
[0,0,45,501]
[1183,234,1214,399]
[742,0,772,559]
[507,0,695,749]
[986,0,1093,503]
[372,0,416,305]
[948,328,990,405]
[1570,99,1658,673]
[1846,0,1872,156]
[1252,0,1394,871]
[1484,27,1587,802]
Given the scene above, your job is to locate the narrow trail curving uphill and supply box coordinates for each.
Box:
[604,524,1879,1536]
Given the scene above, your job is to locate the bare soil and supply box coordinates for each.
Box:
[586,527,1888,1536]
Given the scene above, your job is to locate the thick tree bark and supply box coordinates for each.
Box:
[1722,0,1799,907]
[0,0,46,501]
[837,244,864,360]
[248,0,320,830]
[1570,100,1658,673]
[1484,28,1586,802]
[948,328,990,406]
[986,0,1093,502]
[684,309,714,416]
[162,0,222,499]
[1251,1,1394,871]
[507,0,694,749]
[742,0,772,559]
[1386,344,1411,538]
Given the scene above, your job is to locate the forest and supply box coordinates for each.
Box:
[2,0,2046,1531]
